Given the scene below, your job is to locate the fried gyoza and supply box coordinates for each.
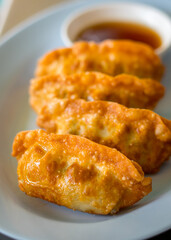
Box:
[37,99,171,173]
[12,129,152,215]
[35,40,164,81]
[30,72,164,112]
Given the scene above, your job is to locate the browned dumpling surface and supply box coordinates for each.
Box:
[37,99,171,173]
[12,129,152,215]
[35,40,164,81]
[30,72,164,112]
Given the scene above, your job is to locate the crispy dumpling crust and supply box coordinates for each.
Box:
[12,129,152,215]
[37,99,171,173]
[35,40,164,80]
[30,72,164,112]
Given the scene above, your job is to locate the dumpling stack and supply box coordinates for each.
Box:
[12,40,171,215]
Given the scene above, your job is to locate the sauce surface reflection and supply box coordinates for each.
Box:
[76,22,162,49]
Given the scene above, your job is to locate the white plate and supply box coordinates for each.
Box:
[0,0,171,239]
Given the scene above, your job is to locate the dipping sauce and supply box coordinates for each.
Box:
[75,22,162,49]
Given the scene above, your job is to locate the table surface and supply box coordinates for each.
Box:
[0,0,71,36]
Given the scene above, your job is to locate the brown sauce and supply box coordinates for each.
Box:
[75,22,162,49]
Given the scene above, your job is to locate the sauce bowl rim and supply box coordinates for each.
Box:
[61,2,171,56]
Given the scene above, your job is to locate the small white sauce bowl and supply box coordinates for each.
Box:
[61,2,171,57]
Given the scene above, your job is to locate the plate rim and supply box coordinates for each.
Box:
[0,0,82,48]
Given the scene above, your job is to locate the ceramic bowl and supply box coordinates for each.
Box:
[61,2,171,56]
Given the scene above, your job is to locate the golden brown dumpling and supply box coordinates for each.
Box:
[12,129,152,215]
[37,99,171,173]
[30,72,164,112]
[35,40,164,81]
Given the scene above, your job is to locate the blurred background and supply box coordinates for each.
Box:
[0,0,71,37]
